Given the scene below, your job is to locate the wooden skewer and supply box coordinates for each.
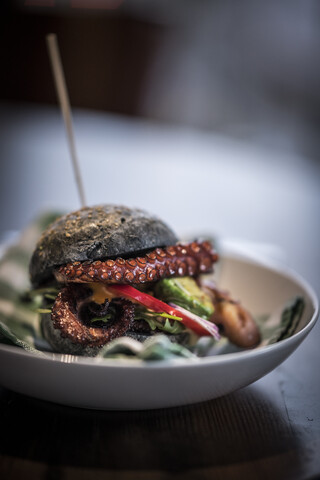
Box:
[46,33,87,207]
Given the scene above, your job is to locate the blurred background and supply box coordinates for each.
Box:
[1,0,320,156]
[0,0,319,288]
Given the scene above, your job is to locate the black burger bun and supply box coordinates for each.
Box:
[30,204,178,287]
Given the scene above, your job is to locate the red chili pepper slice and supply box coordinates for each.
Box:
[107,284,220,339]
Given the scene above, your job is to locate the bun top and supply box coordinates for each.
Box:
[29,204,178,286]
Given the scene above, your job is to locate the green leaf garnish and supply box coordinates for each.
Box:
[134,307,185,334]
[146,311,183,322]
[27,287,59,298]
[44,294,57,301]
[90,315,112,324]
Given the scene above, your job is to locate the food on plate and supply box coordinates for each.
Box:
[203,283,262,349]
[29,204,260,356]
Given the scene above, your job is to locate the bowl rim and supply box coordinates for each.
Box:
[0,249,318,371]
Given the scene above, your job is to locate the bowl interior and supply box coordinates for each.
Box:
[216,253,316,334]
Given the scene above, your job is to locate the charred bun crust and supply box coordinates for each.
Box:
[30,205,178,286]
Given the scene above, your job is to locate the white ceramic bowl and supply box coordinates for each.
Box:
[0,251,318,410]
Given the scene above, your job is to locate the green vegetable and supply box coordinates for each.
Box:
[25,286,60,298]
[134,307,185,335]
[44,294,57,301]
[277,296,305,341]
[90,314,112,324]
[154,277,214,319]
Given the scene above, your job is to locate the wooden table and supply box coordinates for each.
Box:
[0,104,319,479]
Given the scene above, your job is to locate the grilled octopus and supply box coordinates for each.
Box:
[55,241,218,284]
[51,240,218,346]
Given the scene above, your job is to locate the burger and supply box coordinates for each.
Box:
[29,204,260,356]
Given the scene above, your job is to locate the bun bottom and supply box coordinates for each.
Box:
[41,314,190,357]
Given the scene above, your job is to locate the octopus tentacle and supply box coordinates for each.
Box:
[51,285,135,347]
[55,241,218,285]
